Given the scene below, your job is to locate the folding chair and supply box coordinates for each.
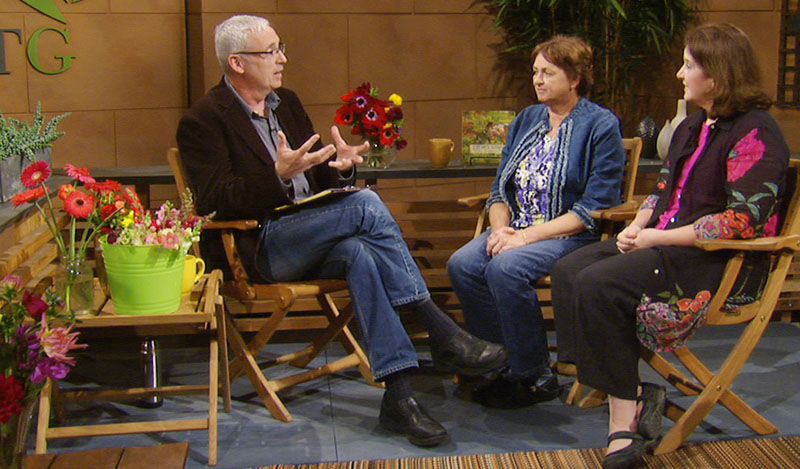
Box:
[167,148,379,422]
[642,159,800,453]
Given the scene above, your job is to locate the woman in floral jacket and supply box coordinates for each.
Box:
[551,23,790,469]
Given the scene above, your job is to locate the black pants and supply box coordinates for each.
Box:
[552,238,661,400]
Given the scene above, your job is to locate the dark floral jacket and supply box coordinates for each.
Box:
[635,109,790,351]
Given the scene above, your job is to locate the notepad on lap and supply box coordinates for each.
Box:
[272,186,367,213]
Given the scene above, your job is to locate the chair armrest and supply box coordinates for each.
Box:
[695,234,800,252]
[205,220,260,231]
[458,193,490,208]
[590,201,639,221]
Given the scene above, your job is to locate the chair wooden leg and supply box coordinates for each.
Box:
[208,330,219,466]
[577,389,608,408]
[35,378,53,454]
[289,294,351,368]
[565,380,585,406]
[216,299,232,413]
[228,307,291,381]
[654,313,777,455]
[225,315,293,422]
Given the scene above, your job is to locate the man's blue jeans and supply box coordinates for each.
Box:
[255,190,428,380]
[447,229,592,381]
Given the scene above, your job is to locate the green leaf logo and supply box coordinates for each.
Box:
[20,0,67,24]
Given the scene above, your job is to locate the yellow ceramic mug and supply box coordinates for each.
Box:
[182,255,206,296]
[429,138,455,168]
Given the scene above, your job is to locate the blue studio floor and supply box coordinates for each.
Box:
[41,322,800,468]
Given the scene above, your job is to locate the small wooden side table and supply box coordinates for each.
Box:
[34,270,229,466]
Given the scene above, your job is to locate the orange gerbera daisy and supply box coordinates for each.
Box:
[11,186,46,207]
[64,164,95,184]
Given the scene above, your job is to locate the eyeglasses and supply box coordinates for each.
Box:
[234,42,286,59]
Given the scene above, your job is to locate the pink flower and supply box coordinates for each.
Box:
[64,164,96,184]
[727,129,765,182]
[38,325,86,366]
[160,231,181,250]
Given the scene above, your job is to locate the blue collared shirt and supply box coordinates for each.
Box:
[224,77,311,201]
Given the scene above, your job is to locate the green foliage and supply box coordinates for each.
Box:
[0,102,70,160]
[479,0,693,118]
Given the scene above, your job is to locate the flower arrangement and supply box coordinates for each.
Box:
[105,190,208,254]
[0,275,86,467]
[334,82,407,167]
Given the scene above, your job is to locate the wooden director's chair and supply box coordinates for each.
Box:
[565,159,800,453]
[167,148,378,423]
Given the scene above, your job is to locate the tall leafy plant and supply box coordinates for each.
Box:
[479,0,692,127]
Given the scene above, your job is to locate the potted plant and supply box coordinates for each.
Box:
[0,103,70,202]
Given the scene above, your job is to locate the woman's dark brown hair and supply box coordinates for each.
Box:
[531,35,594,96]
[685,23,772,118]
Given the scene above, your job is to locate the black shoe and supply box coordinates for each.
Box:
[430,329,507,376]
[603,431,646,469]
[472,371,560,409]
[379,394,448,447]
[637,382,666,442]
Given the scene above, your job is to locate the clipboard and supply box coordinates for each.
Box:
[272,186,368,213]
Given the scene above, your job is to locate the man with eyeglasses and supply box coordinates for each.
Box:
[177,15,507,447]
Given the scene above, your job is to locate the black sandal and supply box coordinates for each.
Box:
[603,431,646,469]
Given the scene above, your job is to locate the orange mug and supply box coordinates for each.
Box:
[182,255,206,296]
[429,138,455,168]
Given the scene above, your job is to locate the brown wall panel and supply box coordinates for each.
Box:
[349,15,478,102]
[699,0,775,11]
[25,14,186,111]
[115,108,185,166]
[200,0,277,13]
[414,0,483,14]
[270,14,349,106]
[276,1,414,14]
[0,14,29,114]
[50,111,116,168]
[110,1,184,14]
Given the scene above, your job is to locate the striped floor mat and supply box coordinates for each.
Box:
[262,436,800,468]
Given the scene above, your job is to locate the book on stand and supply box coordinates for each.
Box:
[461,110,516,165]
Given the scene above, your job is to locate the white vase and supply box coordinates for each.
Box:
[671,99,688,129]
[656,120,673,161]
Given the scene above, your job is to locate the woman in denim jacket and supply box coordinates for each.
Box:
[447,35,625,409]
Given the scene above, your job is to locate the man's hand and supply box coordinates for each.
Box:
[274,131,336,180]
[328,126,367,171]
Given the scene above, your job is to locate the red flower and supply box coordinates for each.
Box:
[123,188,144,215]
[64,164,96,184]
[395,138,408,150]
[334,105,355,125]
[21,161,51,189]
[99,203,118,221]
[22,290,48,320]
[386,106,403,121]
[380,126,399,146]
[86,179,122,193]
[0,374,25,424]
[11,186,46,207]
[63,190,96,219]
[58,184,74,200]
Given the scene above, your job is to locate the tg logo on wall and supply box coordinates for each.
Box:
[0,0,81,75]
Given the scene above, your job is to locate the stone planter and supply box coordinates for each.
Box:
[0,153,24,203]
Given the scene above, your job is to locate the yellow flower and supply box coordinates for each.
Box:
[388,93,402,106]
[121,211,135,228]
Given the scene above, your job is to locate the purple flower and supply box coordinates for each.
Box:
[31,357,71,384]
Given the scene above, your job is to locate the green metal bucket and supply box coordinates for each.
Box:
[100,237,184,315]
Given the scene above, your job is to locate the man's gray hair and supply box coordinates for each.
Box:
[214,15,272,74]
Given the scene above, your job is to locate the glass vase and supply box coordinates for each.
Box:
[0,400,35,469]
[364,142,397,168]
[54,255,95,316]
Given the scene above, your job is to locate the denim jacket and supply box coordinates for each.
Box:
[487,97,625,238]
